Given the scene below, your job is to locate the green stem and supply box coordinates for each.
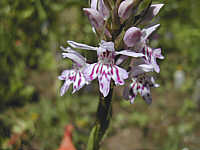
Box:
[86,84,113,150]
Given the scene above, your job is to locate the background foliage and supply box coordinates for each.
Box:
[0,0,200,150]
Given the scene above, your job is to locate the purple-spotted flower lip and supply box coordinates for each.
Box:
[124,63,160,104]
[58,46,89,96]
[66,40,144,97]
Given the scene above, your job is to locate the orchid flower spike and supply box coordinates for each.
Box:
[67,40,144,97]
[58,46,89,96]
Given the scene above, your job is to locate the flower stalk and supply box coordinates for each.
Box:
[87,82,113,150]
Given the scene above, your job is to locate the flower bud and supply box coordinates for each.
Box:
[142,4,164,24]
[123,27,142,47]
[91,0,98,9]
[98,0,110,19]
[83,8,112,38]
[83,8,105,30]
[118,0,142,22]
[118,0,134,22]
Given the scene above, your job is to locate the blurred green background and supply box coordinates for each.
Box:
[0,0,200,150]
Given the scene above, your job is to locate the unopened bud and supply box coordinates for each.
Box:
[98,0,110,19]
[83,8,105,30]
[123,27,142,47]
[83,8,112,38]
[142,4,164,24]
[118,0,142,22]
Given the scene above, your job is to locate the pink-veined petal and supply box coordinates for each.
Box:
[123,27,142,47]
[60,80,72,96]
[84,63,100,81]
[98,68,111,97]
[111,65,128,85]
[116,50,144,57]
[72,72,87,93]
[67,40,98,51]
[142,24,160,40]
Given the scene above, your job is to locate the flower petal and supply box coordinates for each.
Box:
[62,52,86,67]
[84,63,100,81]
[152,59,160,73]
[129,81,138,103]
[139,86,152,105]
[118,0,134,22]
[142,93,152,105]
[72,72,87,93]
[91,0,98,9]
[150,4,164,17]
[98,0,110,19]
[111,65,128,85]
[151,77,160,88]
[142,4,164,23]
[83,8,105,29]
[58,70,70,80]
[116,50,144,57]
[60,46,86,62]
[138,64,154,72]
[142,24,160,40]
[100,40,115,51]
[60,80,72,96]
[98,68,111,97]
[123,27,142,47]
[67,40,98,51]
[153,48,164,59]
